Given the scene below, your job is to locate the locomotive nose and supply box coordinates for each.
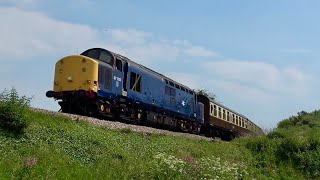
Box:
[53,55,99,93]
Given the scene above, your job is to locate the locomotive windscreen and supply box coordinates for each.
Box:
[81,48,114,66]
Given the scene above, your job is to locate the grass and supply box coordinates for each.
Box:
[0,88,320,179]
[0,110,256,179]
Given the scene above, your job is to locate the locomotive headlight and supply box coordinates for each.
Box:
[67,76,72,81]
[87,80,91,84]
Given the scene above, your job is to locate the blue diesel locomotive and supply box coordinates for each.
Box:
[46,48,263,139]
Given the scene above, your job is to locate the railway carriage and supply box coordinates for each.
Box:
[198,95,263,140]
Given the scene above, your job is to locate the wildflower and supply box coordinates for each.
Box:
[25,156,37,167]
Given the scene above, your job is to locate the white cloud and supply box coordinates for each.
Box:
[103,29,217,64]
[4,0,39,5]
[0,0,39,9]
[0,7,216,65]
[164,72,202,90]
[0,7,100,61]
[184,45,217,57]
[202,60,313,97]
[109,29,152,45]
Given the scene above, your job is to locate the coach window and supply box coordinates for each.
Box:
[213,105,217,117]
[116,59,122,71]
[231,113,233,122]
[227,112,230,121]
[130,72,142,92]
[223,109,226,120]
[232,114,235,124]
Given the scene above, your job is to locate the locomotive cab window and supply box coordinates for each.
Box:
[116,59,122,71]
[81,49,114,66]
[130,72,142,92]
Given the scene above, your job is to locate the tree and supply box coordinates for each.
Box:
[196,89,216,101]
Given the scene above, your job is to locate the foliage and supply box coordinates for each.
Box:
[241,110,320,179]
[277,111,318,128]
[0,88,31,134]
[196,89,216,101]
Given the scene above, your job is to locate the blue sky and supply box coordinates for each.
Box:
[1,0,320,129]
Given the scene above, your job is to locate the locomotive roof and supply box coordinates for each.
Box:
[102,48,195,93]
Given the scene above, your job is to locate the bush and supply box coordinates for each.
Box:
[0,88,31,133]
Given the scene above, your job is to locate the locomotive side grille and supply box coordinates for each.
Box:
[98,66,112,90]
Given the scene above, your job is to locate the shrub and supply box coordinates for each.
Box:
[0,88,31,133]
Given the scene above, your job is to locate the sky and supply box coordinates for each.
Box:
[0,0,320,129]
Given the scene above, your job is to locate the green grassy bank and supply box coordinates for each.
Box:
[0,89,319,179]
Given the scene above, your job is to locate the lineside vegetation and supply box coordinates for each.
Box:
[0,88,319,179]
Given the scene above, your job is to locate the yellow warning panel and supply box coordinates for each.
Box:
[53,55,98,92]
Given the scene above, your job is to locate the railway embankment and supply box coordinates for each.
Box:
[1,88,320,179]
